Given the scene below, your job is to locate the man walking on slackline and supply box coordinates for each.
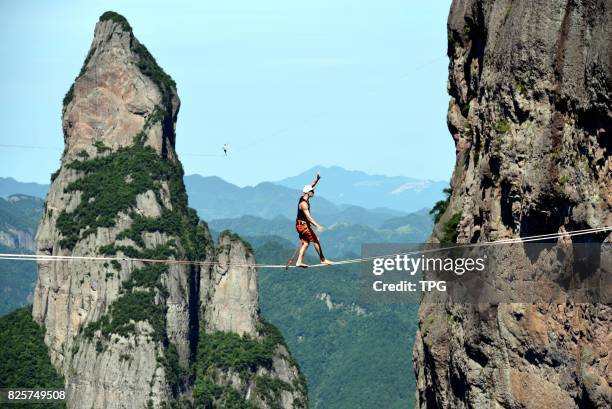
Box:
[295,172,333,267]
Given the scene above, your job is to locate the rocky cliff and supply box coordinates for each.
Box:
[32,11,306,409]
[0,195,43,251]
[196,232,308,408]
[413,1,610,408]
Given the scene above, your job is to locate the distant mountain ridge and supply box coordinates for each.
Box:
[1,165,446,217]
[208,209,433,258]
[275,165,448,212]
[0,177,49,199]
[185,175,342,220]
[183,174,421,225]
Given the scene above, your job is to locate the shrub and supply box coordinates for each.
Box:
[122,263,166,292]
[50,169,61,183]
[256,376,293,409]
[196,331,275,375]
[494,120,511,133]
[93,141,111,154]
[133,42,176,99]
[76,150,90,159]
[192,319,297,408]
[219,230,254,255]
[117,208,184,247]
[441,212,462,245]
[56,110,185,250]
[193,379,257,409]
[84,289,166,341]
[515,81,527,96]
[429,187,452,224]
[99,11,132,32]
[156,343,187,393]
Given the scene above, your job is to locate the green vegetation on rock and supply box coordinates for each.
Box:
[515,81,527,96]
[58,105,202,396]
[133,41,177,98]
[460,99,471,116]
[63,11,176,112]
[429,187,452,224]
[429,186,461,244]
[156,343,186,391]
[441,212,462,244]
[196,331,274,375]
[99,11,132,32]
[62,47,95,110]
[255,376,293,409]
[494,119,512,133]
[50,169,61,183]
[193,319,306,409]
[218,230,254,254]
[56,109,180,250]
[83,289,166,341]
[193,379,258,409]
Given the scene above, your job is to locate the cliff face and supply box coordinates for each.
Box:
[197,233,308,409]
[0,195,43,251]
[33,12,191,409]
[413,1,610,408]
[32,12,306,409]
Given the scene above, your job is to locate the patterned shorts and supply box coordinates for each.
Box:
[296,221,319,244]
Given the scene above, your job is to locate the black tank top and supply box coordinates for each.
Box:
[296,197,310,223]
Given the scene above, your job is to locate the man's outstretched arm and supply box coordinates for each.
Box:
[310,172,321,188]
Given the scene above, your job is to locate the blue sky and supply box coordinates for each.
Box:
[0,0,454,186]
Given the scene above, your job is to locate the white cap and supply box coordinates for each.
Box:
[303,185,314,193]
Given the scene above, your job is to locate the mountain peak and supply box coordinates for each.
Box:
[276,166,447,212]
[61,10,179,159]
[32,14,307,408]
[88,12,134,55]
[98,11,132,33]
[34,14,193,407]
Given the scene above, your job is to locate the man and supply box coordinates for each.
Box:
[295,172,333,267]
[223,143,228,157]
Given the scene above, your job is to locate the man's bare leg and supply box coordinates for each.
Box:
[296,242,309,267]
[313,242,333,265]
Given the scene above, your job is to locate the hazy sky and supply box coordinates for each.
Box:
[0,0,454,186]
